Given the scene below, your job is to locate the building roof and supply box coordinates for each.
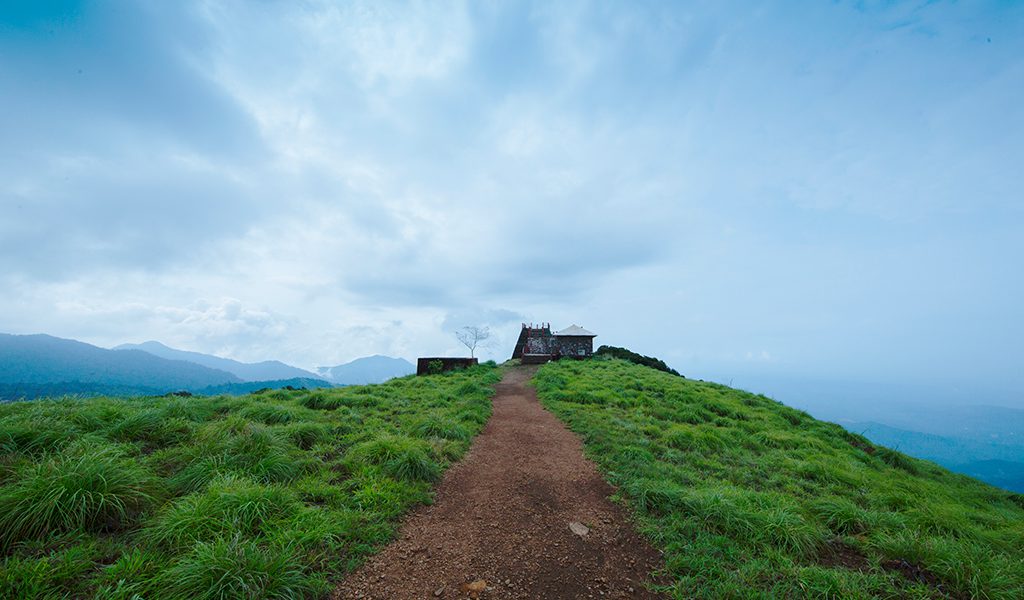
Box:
[553,324,596,337]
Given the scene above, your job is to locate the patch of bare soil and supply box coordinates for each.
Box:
[880,558,945,590]
[334,366,666,599]
[818,539,954,598]
[817,538,869,571]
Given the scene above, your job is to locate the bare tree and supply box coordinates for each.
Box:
[455,325,490,359]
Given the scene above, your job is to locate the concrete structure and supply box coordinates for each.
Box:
[511,323,597,363]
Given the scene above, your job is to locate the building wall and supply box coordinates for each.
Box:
[512,324,594,361]
[554,336,593,357]
[512,325,552,359]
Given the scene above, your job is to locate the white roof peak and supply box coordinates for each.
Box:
[553,324,596,337]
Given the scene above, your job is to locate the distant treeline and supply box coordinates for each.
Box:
[594,345,682,376]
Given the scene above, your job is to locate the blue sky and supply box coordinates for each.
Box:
[1,1,1022,402]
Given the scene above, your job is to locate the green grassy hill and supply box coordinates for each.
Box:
[534,359,1024,599]
[0,364,499,599]
[4,357,1022,599]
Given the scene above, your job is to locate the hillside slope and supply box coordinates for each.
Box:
[114,341,321,382]
[0,334,240,399]
[534,359,1024,599]
[0,365,499,598]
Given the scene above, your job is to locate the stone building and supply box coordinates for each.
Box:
[511,323,597,364]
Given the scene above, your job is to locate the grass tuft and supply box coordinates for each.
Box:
[142,477,300,549]
[409,415,471,441]
[0,443,160,550]
[0,363,499,597]
[162,537,318,600]
[348,434,441,482]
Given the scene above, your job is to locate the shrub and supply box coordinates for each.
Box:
[594,345,681,376]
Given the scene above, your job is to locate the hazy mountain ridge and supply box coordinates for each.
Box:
[317,355,415,385]
[0,334,336,400]
[114,341,321,382]
[0,334,240,400]
[850,420,1024,492]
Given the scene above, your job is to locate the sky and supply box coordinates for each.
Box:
[1,1,1022,405]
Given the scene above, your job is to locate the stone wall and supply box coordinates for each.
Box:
[416,357,478,376]
[511,324,552,359]
[554,336,594,358]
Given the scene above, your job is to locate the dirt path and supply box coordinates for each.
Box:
[334,366,666,599]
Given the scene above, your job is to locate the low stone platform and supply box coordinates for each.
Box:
[416,357,479,375]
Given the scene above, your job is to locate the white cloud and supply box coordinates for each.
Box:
[1,0,1022,393]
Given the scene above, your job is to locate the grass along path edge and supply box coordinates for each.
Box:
[533,358,1024,599]
[0,363,500,599]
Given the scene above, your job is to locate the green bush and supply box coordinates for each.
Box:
[594,345,682,376]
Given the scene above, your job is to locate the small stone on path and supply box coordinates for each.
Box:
[461,579,487,598]
[569,521,591,537]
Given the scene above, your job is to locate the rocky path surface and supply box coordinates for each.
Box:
[334,366,665,600]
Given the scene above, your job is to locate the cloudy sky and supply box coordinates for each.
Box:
[1,1,1022,402]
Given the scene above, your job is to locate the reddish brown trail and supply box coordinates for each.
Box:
[334,366,666,600]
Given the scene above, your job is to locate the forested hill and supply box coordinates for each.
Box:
[0,334,239,399]
[114,341,321,382]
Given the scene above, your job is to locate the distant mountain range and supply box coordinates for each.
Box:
[114,340,321,381]
[0,333,414,400]
[117,342,414,386]
[317,355,415,385]
[849,421,1024,493]
[0,333,244,399]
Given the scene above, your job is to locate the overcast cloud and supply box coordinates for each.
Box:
[1,1,1022,403]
